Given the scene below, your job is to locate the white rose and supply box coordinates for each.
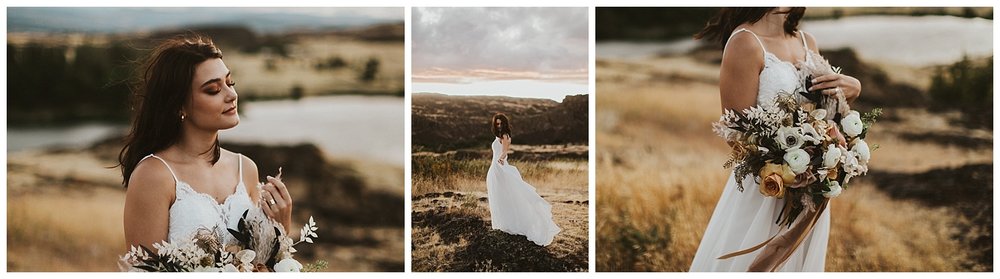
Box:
[775,126,804,150]
[223,264,239,272]
[852,139,871,164]
[273,258,303,272]
[810,109,828,121]
[840,110,864,137]
[841,150,868,178]
[822,144,842,168]
[236,249,256,265]
[800,123,822,144]
[783,148,811,174]
[823,181,843,198]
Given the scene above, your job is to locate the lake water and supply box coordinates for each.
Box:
[7,95,404,166]
[597,15,993,67]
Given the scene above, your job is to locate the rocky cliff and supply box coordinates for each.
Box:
[412,93,588,152]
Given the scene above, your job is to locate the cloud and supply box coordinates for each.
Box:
[412,7,588,83]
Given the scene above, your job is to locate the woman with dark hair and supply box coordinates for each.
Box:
[119,35,295,252]
[689,8,861,271]
[485,113,561,246]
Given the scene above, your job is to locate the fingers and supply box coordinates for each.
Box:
[262,183,289,210]
[809,74,841,91]
[811,74,839,84]
[821,87,842,96]
[266,176,291,204]
[261,190,276,217]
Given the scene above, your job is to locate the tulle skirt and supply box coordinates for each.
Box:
[689,172,830,272]
[486,162,561,246]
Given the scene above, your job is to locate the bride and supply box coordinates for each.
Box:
[118,35,296,251]
[486,113,561,246]
[689,8,861,271]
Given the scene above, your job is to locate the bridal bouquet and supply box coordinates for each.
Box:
[713,51,881,227]
[119,210,319,272]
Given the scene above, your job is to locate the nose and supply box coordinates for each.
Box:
[224,86,238,103]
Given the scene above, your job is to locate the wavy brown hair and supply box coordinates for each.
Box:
[491,113,512,139]
[694,7,806,47]
[118,34,223,187]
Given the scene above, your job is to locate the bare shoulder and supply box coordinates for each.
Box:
[240,153,260,182]
[126,157,176,200]
[721,31,765,67]
[230,150,261,202]
[802,31,820,52]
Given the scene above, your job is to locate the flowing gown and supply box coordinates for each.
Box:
[689,28,831,272]
[485,137,561,246]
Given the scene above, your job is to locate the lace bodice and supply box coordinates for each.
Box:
[491,137,503,162]
[141,154,256,246]
[727,28,811,106]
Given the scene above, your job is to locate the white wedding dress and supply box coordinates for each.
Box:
[689,29,831,272]
[485,137,561,246]
[141,153,256,246]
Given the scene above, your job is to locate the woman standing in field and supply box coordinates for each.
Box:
[485,113,561,246]
[689,7,861,272]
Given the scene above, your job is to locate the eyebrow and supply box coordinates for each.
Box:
[199,71,232,88]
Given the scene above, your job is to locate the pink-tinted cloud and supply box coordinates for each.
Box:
[413,7,588,84]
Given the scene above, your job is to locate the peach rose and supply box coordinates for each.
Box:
[827,120,848,147]
[759,163,795,198]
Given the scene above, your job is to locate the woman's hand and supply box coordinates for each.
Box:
[809,73,861,103]
[261,175,293,232]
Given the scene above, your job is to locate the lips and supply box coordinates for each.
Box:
[223,106,237,115]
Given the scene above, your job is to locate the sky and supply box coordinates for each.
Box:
[7,7,403,33]
[412,7,589,101]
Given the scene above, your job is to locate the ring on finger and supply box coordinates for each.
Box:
[269,198,277,205]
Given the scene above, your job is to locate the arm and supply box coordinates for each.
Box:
[499,134,511,165]
[803,32,861,104]
[719,32,765,112]
[123,160,174,250]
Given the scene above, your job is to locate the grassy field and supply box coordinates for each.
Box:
[595,55,992,271]
[411,149,589,272]
[6,144,404,272]
[226,35,404,99]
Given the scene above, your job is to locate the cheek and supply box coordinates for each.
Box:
[190,94,220,115]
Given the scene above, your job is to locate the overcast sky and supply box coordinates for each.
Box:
[412,7,589,100]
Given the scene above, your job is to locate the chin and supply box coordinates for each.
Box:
[220,117,240,130]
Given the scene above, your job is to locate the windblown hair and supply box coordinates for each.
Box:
[118,34,223,187]
[491,113,512,139]
[694,7,806,47]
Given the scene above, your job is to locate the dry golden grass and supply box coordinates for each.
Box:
[6,148,403,272]
[6,150,125,271]
[411,155,589,271]
[7,186,126,271]
[596,56,986,271]
[225,37,403,97]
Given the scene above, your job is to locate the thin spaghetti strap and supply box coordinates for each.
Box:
[726,28,767,57]
[799,30,809,50]
[237,153,244,184]
[142,154,179,183]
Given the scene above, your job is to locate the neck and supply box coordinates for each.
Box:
[749,11,788,37]
[173,125,218,163]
